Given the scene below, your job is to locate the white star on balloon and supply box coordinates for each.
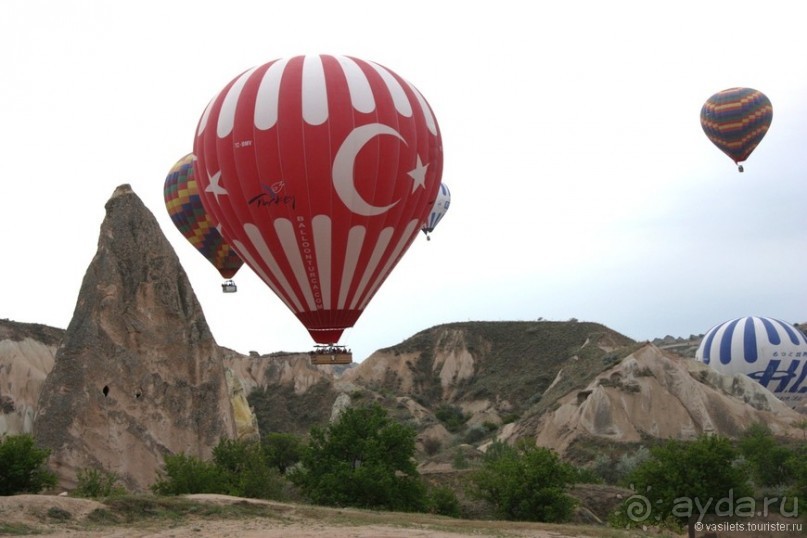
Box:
[407,155,428,193]
[206,171,228,203]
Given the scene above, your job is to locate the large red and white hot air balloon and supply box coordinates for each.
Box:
[194,55,443,345]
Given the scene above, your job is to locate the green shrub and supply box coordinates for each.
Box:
[470,441,576,522]
[151,439,286,501]
[435,405,467,433]
[738,422,793,487]
[784,444,807,512]
[612,435,752,532]
[463,427,487,444]
[0,434,57,495]
[73,468,126,498]
[427,485,461,517]
[422,436,442,456]
[150,453,223,495]
[290,403,427,511]
[616,445,651,484]
[213,438,284,500]
[570,465,602,484]
[262,432,304,474]
[451,449,469,470]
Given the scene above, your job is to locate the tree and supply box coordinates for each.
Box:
[470,440,577,522]
[213,438,284,500]
[0,434,57,495]
[290,403,426,511]
[262,432,304,474]
[613,435,752,537]
[738,422,792,487]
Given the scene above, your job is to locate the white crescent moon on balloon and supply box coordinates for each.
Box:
[333,123,404,216]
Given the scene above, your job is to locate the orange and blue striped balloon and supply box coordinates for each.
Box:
[164,153,243,279]
[700,87,772,172]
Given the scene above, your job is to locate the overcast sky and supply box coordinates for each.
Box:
[2,1,805,362]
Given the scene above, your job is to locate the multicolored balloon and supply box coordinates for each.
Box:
[422,183,451,240]
[164,153,243,279]
[695,316,807,410]
[193,55,444,344]
[700,87,773,172]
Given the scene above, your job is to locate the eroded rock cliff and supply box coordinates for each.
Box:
[33,185,236,491]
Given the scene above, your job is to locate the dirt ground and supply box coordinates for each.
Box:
[4,493,805,538]
[0,493,640,538]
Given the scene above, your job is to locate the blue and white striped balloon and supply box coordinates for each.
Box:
[695,316,807,410]
[422,183,451,239]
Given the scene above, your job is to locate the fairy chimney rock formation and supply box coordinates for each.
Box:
[34,184,236,491]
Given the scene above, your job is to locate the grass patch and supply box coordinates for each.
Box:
[0,522,44,535]
[83,495,290,527]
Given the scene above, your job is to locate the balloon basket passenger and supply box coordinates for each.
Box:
[221,280,237,293]
[310,344,352,365]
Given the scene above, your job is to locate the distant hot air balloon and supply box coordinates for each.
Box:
[700,87,773,172]
[164,153,243,290]
[193,55,444,345]
[695,316,807,410]
[421,183,451,240]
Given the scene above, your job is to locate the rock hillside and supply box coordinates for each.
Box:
[0,320,63,437]
[501,343,805,455]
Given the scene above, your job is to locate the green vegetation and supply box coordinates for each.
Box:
[425,484,461,517]
[434,404,467,433]
[373,321,636,423]
[584,443,652,485]
[736,422,807,511]
[212,438,285,500]
[73,468,126,498]
[788,445,807,503]
[0,521,41,535]
[290,403,427,511]
[0,434,57,495]
[611,435,753,532]
[87,494,287,524]
[248,379,336,435]
[150,452,224,495]
[151,438,286,500]
[470,440,577,522]
[262,432,304,474]
[738,422,792,487]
